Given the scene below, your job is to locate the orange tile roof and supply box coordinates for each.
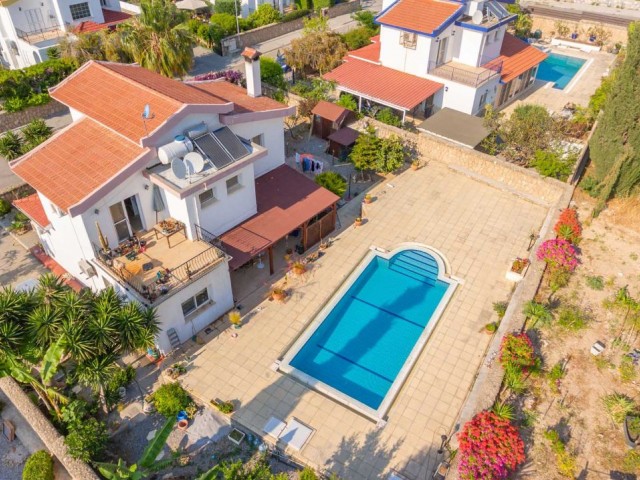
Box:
[50,61,229,142]
[188,80,289,114]
[311,100,351,123]
[73,8,131,34]
[13,194,50,228]
[377,0,462,36]
[348,39,381,64]
[11,118,147,213]
[488,33,548,84]
[324,58,443,110]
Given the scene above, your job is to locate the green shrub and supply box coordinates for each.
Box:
[556,305,589,331]
[2,97,29,112]
[485,322,499,333]
[376,135,406,173]
[549,269,571,293]
[376,108,402,127]
[260,57,286,89]
[315,171,347,197]
[493,301,508,319]
[531,149,574,180]
[295,0,313,10]
[21,118,52,145]
[619,355,637,383]
[104,365,136,409]
[299,466,319,480]
[543,430,577,478]
[0,58,77,102]
[14,211,29,223]
[213,0,240,15]
[352,10,378,32]
[0,198,10,216]
[579,176,601,197]
[0,131,24,160]
[336,93,357,111]
[601,393,636,424]
[491,401,515,420]
[151,382,191,417]
[64,418,108,462]
[342,27,373,50]
[22,450,54,480]
[27,93,51,107]
[313,0,335,8]
[585,275,604,290]
[248,4,282,28]
[623,450,640,473]
[210,13,242,36]
[283,9,310,22]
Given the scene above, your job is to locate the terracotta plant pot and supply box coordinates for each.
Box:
[364,195,372,204]
[354,219,363,227]
[271,291,286,302]
[411,163,419,171]
[293,265,306,275]
[177,419,188,430]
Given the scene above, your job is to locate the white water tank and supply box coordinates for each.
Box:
[157,135,194,164]
[186,123,208,139]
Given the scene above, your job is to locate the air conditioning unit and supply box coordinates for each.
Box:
[78,259,96,278]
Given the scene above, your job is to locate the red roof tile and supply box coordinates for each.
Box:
[73,8,131,34]
[188,80,289,114]
[221,165,339,269]
[13,194,49,228]
[324,58,443,110]
[11,118,146,213]
[311,100,351,123]
[377,0,462,35]
[488,33,548,84]
[348,40,381,64]
[50,61,229,142]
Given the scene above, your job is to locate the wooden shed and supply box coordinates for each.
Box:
[311,101,352,139]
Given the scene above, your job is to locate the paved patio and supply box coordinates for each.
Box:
[181,159,550,479]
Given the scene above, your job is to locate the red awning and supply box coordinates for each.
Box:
[220,165,339,269]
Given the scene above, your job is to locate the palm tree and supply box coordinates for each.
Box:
[36,273,68,306]
[523,300,552,329]
[28,305,62,348]
[119,0,194,77]
[74,354,118,413]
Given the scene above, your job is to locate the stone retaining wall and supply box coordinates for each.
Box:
[0,377,100,480]
[531,15,628,46]
[221,0,361,55]
[354,118,568,207]
[1,100,69,132]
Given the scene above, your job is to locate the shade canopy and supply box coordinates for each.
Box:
[152,184,166,212]
[175,0,208,10]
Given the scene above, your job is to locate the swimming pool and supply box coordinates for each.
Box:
[537,53,586,90]
[279,245,458,420]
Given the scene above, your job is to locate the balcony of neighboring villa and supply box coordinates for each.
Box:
[92,220,227,306]
[14,23,65,45]
[428,59,503,88]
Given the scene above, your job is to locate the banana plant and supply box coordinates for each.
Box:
[96,459,146,480]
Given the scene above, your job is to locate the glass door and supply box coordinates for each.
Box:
[124,196,143,233]
[436,37,448,66]
[110,195,144,242]
[110,203,131,242]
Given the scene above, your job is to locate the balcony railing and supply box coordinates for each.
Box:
[92,239,226,306]
[428,59,503,87]
[195,224,227,254]
[15,23,64,44]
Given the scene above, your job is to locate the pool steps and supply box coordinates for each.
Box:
[388,250,439,286]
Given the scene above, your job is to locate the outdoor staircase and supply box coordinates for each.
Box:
[388,250,439,285]
[166,328,181,351]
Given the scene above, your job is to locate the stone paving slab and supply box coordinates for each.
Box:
[182,160,551,479]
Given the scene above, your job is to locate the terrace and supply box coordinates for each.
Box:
[92,222,226,306]
[428,59,503,87]
[14,24,64,45]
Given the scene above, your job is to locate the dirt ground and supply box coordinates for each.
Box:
[522,190,640,479]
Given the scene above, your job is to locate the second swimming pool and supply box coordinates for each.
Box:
[279,246,457,419]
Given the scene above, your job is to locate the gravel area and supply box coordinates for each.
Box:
[0,435,29,480]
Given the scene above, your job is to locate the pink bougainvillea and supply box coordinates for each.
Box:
[457,411,526,480]
[499,332,536,370]
[536,238,579,272]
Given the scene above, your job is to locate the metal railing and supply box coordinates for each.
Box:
[15,23,64,44]
[195,224,227,254]
[91,240,226,305]
[428,59,503,87]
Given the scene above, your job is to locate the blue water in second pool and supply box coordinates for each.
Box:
[289,250,450,410]
[537,53,586,89]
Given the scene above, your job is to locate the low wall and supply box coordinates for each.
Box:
[119,0,141,13]
[0,377,100,480]
[530,14,628,46]
[354,118,568,207]
[221,0,361,55]
[1,100,69,132]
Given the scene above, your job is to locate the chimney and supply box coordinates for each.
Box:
[241,47,262,98]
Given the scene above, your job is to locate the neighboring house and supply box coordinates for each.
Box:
[10,50,339,353]
[324,0,547,121]
[0,0,131,69]
[214,0,292,18]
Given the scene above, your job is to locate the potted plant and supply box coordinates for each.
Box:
[292,261,306,275]
[624,414,640,447]
[211,398,234,414]
[228,309,242,329]
[485,322,499,334]
[270,287,287,302]
[411,159,421,171]
[364,193,372,204]
[506,257,530,282]
[354,217,363,227]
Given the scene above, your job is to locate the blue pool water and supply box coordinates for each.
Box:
[537,53,586,89]
[289,250,450,410]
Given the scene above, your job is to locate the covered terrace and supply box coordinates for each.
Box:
[220,165,339,291]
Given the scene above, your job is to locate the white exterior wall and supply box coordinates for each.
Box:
[228,118,285,177]
[55,0,105,30]
[479,26,505,65]
[379,26,432,78]
[191,162,257,236]
[437,76,500,115]
[455,28,484,67]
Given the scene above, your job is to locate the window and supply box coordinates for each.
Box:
[478,91,488,111]
[251,134,264,146]
[399,31,417,49]
[69,2,91,20]
[199,188,216,208]
[494,30,500,42]
[181,288,210,317]
[226,175,241,194]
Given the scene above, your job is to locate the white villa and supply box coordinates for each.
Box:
[0,0,131,69]
[11,50,340,353]
[325,0,547,121]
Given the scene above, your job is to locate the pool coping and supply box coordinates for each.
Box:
[538,51,592,93]
[277,243,460,423]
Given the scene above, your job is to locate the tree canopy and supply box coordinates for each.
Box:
[284,17,346,75]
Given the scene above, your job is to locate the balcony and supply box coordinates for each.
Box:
[92,222,227,306]
[15,24,65,45]
[428,60,503,88]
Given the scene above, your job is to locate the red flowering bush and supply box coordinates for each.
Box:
[500,332,536,369]
[458,410,526,480]
[554,208,582,243]
[536,239,579,272]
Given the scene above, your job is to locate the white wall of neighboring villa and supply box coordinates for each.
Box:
[228,118,285,177]
[153,267,234,352]
[379,26,432,78]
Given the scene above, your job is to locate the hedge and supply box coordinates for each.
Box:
[283,8,311,22]
[22,450,54,480]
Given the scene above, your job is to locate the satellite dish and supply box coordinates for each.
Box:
[184,152,205,173]
[472,10,483,24]
[171,158,187,180]
[142,104,152,119]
